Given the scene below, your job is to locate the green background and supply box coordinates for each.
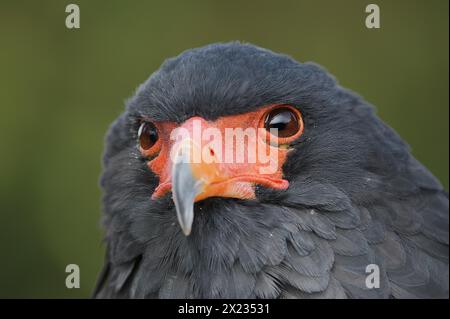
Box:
[0,0,448,298]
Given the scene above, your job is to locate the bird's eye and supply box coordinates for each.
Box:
[264,106,302,138]
[138,122,159,150]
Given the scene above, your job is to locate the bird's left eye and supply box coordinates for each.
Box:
[138,122,159,150]
[264,106,303,138]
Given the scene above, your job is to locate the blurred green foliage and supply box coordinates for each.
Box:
[0,0,448,298]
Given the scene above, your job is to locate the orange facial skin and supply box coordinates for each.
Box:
[139,104,304,202]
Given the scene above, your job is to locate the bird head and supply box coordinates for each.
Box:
[99,42,430,298]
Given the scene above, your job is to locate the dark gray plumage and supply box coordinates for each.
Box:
[94,42,449,299]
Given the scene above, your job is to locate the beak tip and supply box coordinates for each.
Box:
[174,197,195,237]
[181,226,192,236]
[175,207,194,237]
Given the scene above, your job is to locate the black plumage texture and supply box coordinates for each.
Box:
[94,42,449,299]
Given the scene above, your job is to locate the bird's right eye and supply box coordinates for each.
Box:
[138,122,159,150]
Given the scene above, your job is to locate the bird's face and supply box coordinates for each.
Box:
[137,104,303,234]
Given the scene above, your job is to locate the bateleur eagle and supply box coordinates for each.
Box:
[93,43,449,299]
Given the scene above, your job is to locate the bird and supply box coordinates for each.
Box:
[93,42,449,299]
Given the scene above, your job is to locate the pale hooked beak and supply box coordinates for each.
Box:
[171,140,204,236]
